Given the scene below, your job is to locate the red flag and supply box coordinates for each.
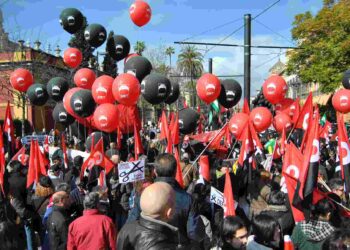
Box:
[319,120,331,140]
[27,140,36,188]
[44,136,49,154]
[209,124,228,152]
[98,170,107,189]
[61,134,69,169]
[298,108,320,201]
[224,169,235,217]
[282,143,305,222]
[0,127,5,194]
[242,98,250,114]
[117,126,122,150]
[94,137,104,154]
[3,101,15,151]
[160,111,169,141]
[337,113,350,195]
[35,140,48,177]
[171,112,180,146]
[174,148,184,188]
[199,155,211,182]
[272,141,282,160]
[183,97,188,108]
[238,126,251,167]
[197,105,203,134]
[134,122,144,160]
[295,93,313,130]
[284,235,294,250]
[11,146,28,166]
[249,121,265,163]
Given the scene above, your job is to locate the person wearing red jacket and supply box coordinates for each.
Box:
[67,192,117,250]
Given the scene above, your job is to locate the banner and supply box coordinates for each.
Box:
[210,186,225,208]
[118,160,145,184]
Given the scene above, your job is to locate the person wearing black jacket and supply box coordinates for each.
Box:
[46,191,71,250]
[118,182,181,250]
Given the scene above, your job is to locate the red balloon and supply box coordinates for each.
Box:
[332,89,350,113]
[63,48,82,68]
[74,68,96,89]
[10,68,33,92]
[113,73,140,106]
[129,1,152,27]
[275,98,294,114]
[124,53,139,64]
[93,103,119,132]
[250,107,272,132]
[196,73,221,104]
[63,87,82,116]
[229,113,249,138]
[262,75,288,104]
[92,75,114,104]
[273,113,292,133]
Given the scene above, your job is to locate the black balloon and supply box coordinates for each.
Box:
[47,77,69,102]
[52,102,75,126]
[141,73,171,105]
[342,69,350,89]
[179,108,200,135]
[70,89,95,118]
[26,83,49,106]
[165,81,180,104]
[59,8,84,34]
[107,35,130,61]
[85,132,109,152]
[84,24,107,48]
[124,56,152,82]
[218,79,242,109]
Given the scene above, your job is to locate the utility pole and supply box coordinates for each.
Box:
[244,14,251,106]
[208,58,213,74]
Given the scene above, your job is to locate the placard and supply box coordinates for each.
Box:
[118,160,145,184]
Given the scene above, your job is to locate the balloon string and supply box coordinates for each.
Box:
[77,122,80,145]
[40,107,45,131]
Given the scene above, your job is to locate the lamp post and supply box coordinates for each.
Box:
[18,40,26,137]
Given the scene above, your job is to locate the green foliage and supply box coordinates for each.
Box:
[68,16,95,68]
[177,45,204,78]
[286,0,350,93]
[134,41,146,55]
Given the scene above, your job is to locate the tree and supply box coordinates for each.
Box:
[68,16,95,69]
[286,0,350,93]
[177,45,204,106]
[165,46,175,68]
[134,41,146,55]
[102,31,117,78]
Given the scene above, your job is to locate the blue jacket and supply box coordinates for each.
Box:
[127,177,202,245]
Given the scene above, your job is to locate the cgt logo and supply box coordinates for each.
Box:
[285,164,300,179]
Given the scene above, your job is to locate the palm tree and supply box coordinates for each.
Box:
[177,45,204,107]
[134,41,146,55]
[165,46,175,69]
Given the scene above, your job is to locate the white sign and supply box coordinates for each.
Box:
[118,160,145,184]
[210,186,225,208]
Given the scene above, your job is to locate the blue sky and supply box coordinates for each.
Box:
[1,0,323,94]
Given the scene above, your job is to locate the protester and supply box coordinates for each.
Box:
[117,182,179,249]
[46,191,71,250]
[211,216,248,250]
[247,214,283,250]
[67,192,117,250]
[292,198,336,250]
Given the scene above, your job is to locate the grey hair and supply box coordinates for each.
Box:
[83,192,100,210]
[55,182,71,193]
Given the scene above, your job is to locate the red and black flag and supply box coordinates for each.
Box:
[337,113,350,196]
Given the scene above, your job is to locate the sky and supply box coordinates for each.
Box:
[1,0,324,95]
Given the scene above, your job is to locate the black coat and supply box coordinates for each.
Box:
[260,205,294,236]
[7,172,27,201]
[117,215,180,250]
[46,206,70,250]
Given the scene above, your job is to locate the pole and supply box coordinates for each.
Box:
[244,14,251,106]
[22,94,25,137]
[208,58,213,74]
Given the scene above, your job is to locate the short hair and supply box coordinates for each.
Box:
[311,198,335,219]
[322,229,350,250]
[83,192,100,210]
[267,191,286,206]
[10,161,23,173]
[252,214,280,243]
[55,182,71,193]
[221,216,246,242]
[328,178,344,191]
[155,153,177,177]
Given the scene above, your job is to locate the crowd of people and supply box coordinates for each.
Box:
[0,125,350,250]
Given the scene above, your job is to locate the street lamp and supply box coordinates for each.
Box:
[18,40,26,137]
